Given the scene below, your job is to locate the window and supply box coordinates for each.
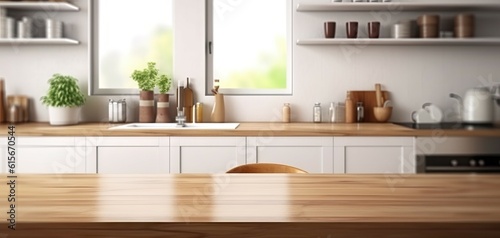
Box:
[89,0,173,95]
[207,0,292,95]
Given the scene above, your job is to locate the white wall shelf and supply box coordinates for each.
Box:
[0,2,79,11]
[296,38,500,46]
[296,3,500,12]
[0,38,80,45]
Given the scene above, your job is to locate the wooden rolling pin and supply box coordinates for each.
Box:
[375,83,383,107]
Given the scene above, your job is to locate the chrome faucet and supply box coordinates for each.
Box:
[175,80,186,127]
[176,110,186,127]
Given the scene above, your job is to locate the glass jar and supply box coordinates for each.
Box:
[329,102,345,123]
[356,102,364,122]
[313,103,322,123]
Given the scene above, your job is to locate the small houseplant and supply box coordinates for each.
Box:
[155,73,172,123]
[131,62,169,123]
[131,62,158,93]
[40,74,86,125]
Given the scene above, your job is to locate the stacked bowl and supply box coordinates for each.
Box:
[391,20,416,38]
[46,18,63,38]
[417,15,440,38]
[455,14,474,38]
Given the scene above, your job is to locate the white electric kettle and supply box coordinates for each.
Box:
[450,87,494,124]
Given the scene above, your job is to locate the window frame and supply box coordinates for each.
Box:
[205,0,293,96]
[88,0,174,95]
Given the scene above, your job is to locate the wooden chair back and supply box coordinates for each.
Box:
[226,163,308,173]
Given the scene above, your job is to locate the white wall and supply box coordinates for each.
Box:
[1,0,500,123]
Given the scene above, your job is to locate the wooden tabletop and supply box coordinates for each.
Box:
[1,174,499,223]
[2,122,500,137]
[1,174,499,237]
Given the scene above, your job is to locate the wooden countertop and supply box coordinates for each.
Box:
[2,122,500,137]
[1,174,499,237]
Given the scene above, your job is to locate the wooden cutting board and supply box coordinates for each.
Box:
[183,79,194,122]
[349,90,390,123]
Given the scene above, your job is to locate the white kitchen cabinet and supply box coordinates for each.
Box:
[86,137,169,174]
[6,137,87,174]
[247,137,334,173]
[334,137,415,174]
[170,137,246,173]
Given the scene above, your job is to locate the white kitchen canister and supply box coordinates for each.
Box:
[46,18,63,38]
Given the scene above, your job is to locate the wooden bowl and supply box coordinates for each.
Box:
[373,107,393,122]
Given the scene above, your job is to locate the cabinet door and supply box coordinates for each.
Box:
[12,137,86,174]
[334,137,415,174]
[247,137,334,173]
[170,137,246,173]
[87,137,169,174]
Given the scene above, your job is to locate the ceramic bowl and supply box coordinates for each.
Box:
[374,107,393,122]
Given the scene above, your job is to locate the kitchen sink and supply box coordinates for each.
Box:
[109,123,240,130]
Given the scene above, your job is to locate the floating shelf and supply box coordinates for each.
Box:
[0,2,79,11]
[296,38,500,46]
[0,38,80,45]
[297,3,500,12]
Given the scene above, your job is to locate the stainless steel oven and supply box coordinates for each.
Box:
[416,137,500,174]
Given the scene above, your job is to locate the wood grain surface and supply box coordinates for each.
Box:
[0,174,499,237]
[1,122,500,137]
[1,174,499,237]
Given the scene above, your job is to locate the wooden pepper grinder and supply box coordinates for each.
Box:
[345,91,355,123]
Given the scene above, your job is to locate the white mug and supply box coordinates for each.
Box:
[412,109,434,124]
[422,103,444,123]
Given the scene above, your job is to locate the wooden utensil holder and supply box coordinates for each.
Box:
[348,90,391,123]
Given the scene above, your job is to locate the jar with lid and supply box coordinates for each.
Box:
[313,103,322,123]
[194,102,204,123]
[356,102,364,122]
[282,103,291,123]
[8,104,22,123]
[329,102,345,123]
[108,99,127,123]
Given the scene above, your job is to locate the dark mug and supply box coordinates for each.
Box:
[346,22,358,39]
[324,22,336,38]
[368,21,381,38]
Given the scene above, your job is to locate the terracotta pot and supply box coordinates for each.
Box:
[156,94,170,123]
[139,90,155,123]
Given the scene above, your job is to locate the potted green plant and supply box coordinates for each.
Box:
[131,62,168,123]
[155,73,172,123]
[40,74,86,126]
